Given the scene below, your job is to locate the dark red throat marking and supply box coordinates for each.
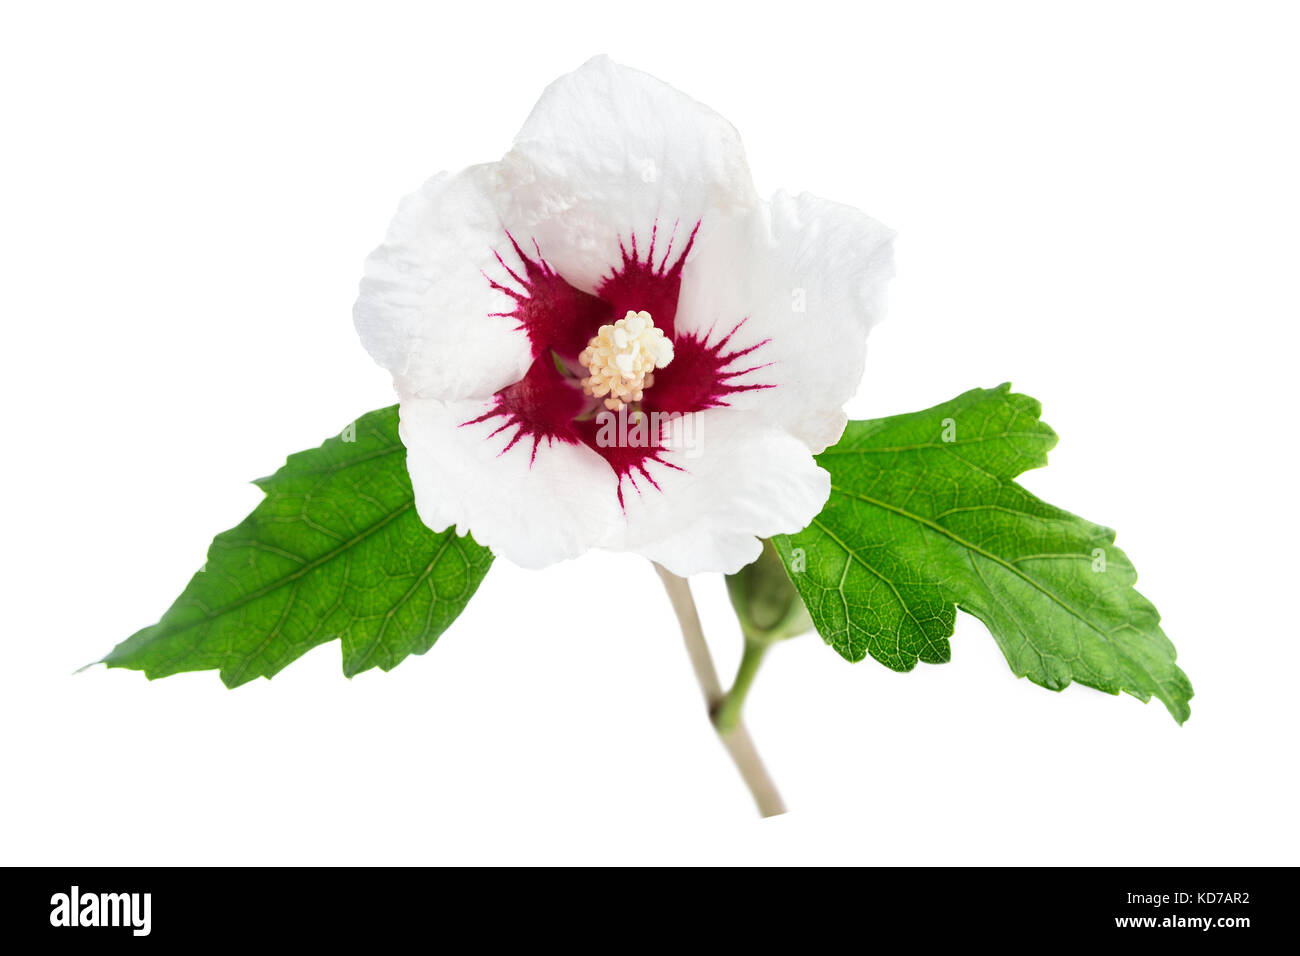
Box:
[465,222,772,505]
[596,220,698,340]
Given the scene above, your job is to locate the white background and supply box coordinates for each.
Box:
[3,1,1297,865]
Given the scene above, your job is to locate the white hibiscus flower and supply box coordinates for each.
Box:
[354,56,895,576]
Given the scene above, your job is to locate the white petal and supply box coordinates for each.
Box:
[402,399,828,575]
[604,410,831,576]
[674,190,895,452]
[494,56,760,294]
[399,398,621,569]
[355,164,531,402]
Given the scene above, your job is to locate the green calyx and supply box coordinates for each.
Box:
[725,538,814,645]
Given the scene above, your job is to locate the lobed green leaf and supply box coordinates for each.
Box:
[102,406,492,687]
[774,384,1192,722]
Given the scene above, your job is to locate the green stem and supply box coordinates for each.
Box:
[653,564,786,817]
[712,638,768,735]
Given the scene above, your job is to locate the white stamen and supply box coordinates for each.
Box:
[577,309,675,412]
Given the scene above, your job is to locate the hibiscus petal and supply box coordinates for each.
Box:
[606,410,832,576]
[399,396,622,568]
[355,164,532,401]
[494,56,760,296]
[673,190,896,453]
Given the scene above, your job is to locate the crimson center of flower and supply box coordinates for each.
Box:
[467,224,772,504]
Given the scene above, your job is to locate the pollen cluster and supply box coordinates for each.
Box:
[578,310,675,411]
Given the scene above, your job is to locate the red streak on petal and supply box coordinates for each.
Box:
[461,356,583,466]
[486,232,612,359]
[643,317,774,417]
[573,413,685,510]
[596,221,698,340]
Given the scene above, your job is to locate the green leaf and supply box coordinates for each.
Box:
[773,384,1192,723]
[102,406,493,687]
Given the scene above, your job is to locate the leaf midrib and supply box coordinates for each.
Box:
[826,483,1177,703]
[828,482,1103,636]
[116,499,416,649]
